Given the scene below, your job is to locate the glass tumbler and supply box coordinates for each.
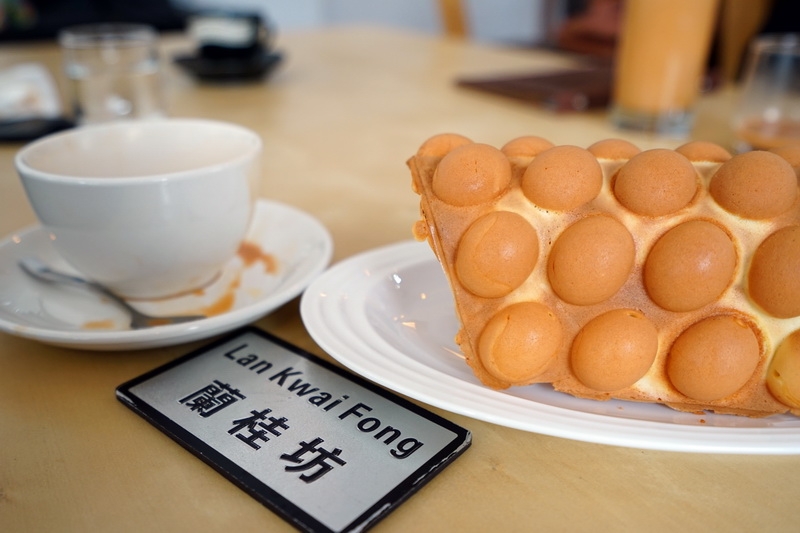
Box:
[59,23,166,125]
[732,33,800,152]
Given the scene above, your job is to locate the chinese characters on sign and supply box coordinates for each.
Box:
[173,341,430,483]
[281,438,347,483]
[228,408,290,450]
[118,329,471,532]
[181,379,346,482]
[179,380,245,417]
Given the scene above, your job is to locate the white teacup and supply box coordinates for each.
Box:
[15,118,262,299]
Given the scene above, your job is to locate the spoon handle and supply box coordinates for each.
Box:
[17,258,205,329]
[19,257,135,307]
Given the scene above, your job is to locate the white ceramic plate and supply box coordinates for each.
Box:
[0,199,332,350]
[300,240,800,454]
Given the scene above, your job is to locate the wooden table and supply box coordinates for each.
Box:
[0,27,795,533]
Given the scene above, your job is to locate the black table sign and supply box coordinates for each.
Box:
[116,327,472,532]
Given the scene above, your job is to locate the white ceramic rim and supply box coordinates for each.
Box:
[14,118,263,184]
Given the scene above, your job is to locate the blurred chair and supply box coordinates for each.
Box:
[438,0,468,38]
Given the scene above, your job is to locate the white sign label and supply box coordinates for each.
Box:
[117,328,471,533]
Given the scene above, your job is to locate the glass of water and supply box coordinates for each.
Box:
[59,24,166,125]
[732,34,800,152]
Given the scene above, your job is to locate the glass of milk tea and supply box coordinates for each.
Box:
[610,0,719,138]
[59,24,166,125]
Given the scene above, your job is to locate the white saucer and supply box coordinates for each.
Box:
[0,199,332,351]
[300,241,800,454]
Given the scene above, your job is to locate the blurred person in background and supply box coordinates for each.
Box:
[552,0,622,59]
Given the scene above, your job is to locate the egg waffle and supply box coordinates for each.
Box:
[409,134,800,417]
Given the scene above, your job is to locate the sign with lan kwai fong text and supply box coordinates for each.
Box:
[116,327,471,533]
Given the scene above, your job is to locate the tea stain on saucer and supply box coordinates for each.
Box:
[197,241,280,318]
[78,240,281,328]
[201,278,240,317]
[238,241,278,273]
[83,319,117,329]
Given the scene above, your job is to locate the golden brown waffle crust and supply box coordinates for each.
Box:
[409,135,800,418]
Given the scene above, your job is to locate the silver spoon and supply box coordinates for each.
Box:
[18,257,206,329]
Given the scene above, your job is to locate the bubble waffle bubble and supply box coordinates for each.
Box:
[408,133,800,417]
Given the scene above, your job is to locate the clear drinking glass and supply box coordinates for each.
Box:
[732,33,800,152]
[59,23,166,125]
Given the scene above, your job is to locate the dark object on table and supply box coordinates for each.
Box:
[174,11,282,82]
[195,13,265,62]
[0,117,74,142]
[456,66,613,112]
[174,51,282,82]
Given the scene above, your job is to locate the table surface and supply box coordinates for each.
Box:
[1,27,796,533]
